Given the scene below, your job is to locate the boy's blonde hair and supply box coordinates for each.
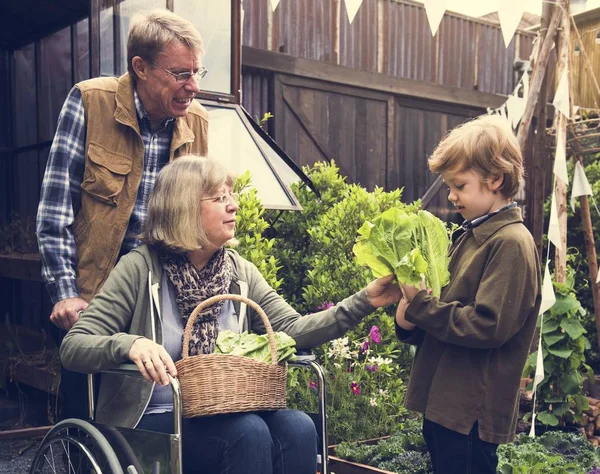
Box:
[142,156,236,252]
[127,9,204,78]
[428,115,524,198]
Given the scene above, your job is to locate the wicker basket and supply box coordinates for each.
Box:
[174,294,287,418]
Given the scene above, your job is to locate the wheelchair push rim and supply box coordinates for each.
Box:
[29,418,124,474]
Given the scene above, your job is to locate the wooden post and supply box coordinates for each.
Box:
[525,1,554,256]
[517,6,563,152]
[579,186,600,346]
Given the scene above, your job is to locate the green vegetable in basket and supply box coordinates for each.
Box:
[215,330,297,363]
[353,208,451,298]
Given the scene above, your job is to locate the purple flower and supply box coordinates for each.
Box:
[360,339,370,353]
[309,380,318,391]
[350,381,360,395]
[316,301,335,311]
[366,364,379,373]
[369,325,382,344]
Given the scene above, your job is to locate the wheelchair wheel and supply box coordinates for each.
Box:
[29,418,124,474]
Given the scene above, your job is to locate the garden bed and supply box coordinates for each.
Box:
[329,437,395,474]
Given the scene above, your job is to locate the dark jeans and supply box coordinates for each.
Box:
[423,419,498,474]
[137,409,317,474]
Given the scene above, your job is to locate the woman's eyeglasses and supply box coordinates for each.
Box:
[200,192,240,205]
[148,60,208,84]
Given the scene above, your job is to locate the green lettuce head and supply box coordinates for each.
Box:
[353,208,451,297]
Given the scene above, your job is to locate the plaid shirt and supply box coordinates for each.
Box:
[37,85,175,304]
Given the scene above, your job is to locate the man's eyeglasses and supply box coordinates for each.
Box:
[200,192,240,205]
[148,60,208,84]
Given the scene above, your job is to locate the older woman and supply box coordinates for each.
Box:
[60,156,402,474]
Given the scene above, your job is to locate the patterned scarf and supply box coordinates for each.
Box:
[161,248,232,355]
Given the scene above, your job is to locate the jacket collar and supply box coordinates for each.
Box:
[469,207,524,246]
[113,73,196,148]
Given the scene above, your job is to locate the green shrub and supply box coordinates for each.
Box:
[265,161,348,312]
[233,172,281,289]
[523,266,593,427]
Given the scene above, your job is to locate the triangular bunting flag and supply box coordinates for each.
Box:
[553,129,569,185]
[424,0,446,37]
[553,69,570,118]
[506,94,526,130]
[529,336,544,438]
[571,160,594,211]
[539,261,557,316]
[548,190,562,250]
[498,0,525,47]
[270,0,281,11]
[344,0,363,24]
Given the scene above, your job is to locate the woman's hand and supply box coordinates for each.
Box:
[365,274,403,308]
[395,297,416,331]
[129,338,177,386]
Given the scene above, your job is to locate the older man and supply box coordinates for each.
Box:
[37,9,209,330]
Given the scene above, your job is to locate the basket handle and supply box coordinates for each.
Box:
[181,294,279,365]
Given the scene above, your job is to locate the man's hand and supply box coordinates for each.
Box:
[50,297,88,331]
[129,338,177,386]
[365,274,403,308]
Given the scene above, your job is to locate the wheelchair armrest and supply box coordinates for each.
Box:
[103,363,144,378]
[89,364,181,435]
[290,350,316,365]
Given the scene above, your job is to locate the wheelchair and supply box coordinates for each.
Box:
[29,354,329,474]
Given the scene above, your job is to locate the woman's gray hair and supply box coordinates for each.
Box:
[142,155,235,252]
[127,9,204,78]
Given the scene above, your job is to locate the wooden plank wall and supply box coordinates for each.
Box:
[243,46,501,222]
[242,0,535,96]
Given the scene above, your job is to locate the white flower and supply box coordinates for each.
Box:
[370,397,378,406]
[327,337,352,361]
[368,356,393,366]
[379,389,389,398]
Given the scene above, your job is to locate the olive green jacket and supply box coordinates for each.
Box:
[396,207,541,444]
[61,245,376,428]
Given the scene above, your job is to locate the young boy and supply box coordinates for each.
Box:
[395,115,542,474]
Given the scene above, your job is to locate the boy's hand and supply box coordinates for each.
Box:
[400,277,430,302]
[395,297,416,330]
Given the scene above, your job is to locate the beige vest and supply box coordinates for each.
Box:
[74,73,208,301]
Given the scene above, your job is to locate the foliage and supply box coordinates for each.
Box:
[266,161,418,442]
[300,183,419,313]
[265,161,348,312]
[287,316,410,444]
[333,417,432,474]
[233,172,281,289]
[497,431,600,474]
[523,267,594,426]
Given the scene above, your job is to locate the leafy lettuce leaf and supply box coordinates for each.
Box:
[353,208,451,297]
[215,330,297,363]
